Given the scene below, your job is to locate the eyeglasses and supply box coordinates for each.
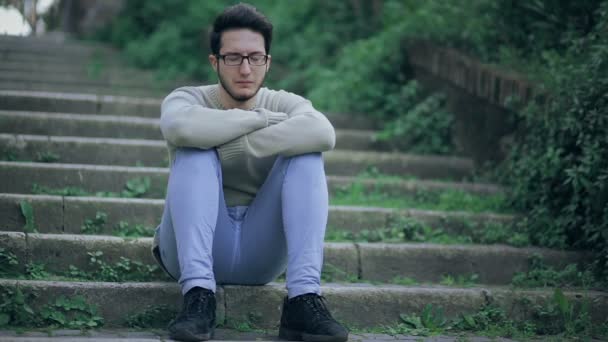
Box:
[217,54,269,66]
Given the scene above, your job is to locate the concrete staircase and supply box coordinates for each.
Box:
[0,35,606,336]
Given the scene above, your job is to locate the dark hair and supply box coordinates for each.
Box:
[210,3,273,55]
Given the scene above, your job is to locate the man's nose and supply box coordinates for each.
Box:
[239,58,252,74]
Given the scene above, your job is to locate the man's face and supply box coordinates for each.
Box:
[210,29,271,104]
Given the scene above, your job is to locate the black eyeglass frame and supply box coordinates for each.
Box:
[216,54,269,66]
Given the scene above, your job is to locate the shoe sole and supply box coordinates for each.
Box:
[169,328,214,342]
[279,327,348,342]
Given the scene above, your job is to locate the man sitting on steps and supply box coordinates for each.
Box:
[151,3,349,342]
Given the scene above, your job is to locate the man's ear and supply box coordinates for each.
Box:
[209,54,218,72]
[266,55,272,72]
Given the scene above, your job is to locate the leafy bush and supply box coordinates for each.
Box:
[503,6,608,278]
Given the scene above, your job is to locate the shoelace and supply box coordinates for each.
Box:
[302,295,332,322]
[184,290,211,316]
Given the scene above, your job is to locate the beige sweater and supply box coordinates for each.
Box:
[160,84,336,206]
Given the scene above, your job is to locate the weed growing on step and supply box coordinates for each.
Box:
[81,211,108,234]
[511,255,603,289]
[440,274,479,287]
[0,248,19,277]
[357,288,607,339]
[32,184,89,196]
[326,217,530,248]
[31,177,152,198]
[390,276,419,286]
[25,262,50,280]
[331,180,510,214]
[35,151,60,163]
[0,287,103,329]
[125,304,176,328]
[113,221,155,237]
[19,200,36,233]
[40,296,104,329]
[0,287,37,328]
[1,148,19,162]
[83,251,164,282]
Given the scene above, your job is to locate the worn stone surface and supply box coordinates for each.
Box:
[0,111,162,140]
[327,205,391,233]
[324,150,474,180]
[0,90,160,116]
[323,242,359,281]
[358,243,587,284]
[0,162,168,198]
[388,208,517,235]
[0,193,64,233]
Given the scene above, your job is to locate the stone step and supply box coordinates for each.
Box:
[0,328,507,342]
[0,90,379,130]
[0,90,161,117]
[0,279,605,329]
[0,60,160,80]
[0,112,379,150]
[0,131,381,160]
[0,231,585,285]
[0,80,168,97]
[0,193,514,237]
[0,36,117,55]
[0,70,182,89]
[0,50,123,66]
[0,158,484,198]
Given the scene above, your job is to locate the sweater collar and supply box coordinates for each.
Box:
[208,84,259,110]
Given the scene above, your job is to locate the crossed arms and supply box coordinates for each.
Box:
[159,87,336,160]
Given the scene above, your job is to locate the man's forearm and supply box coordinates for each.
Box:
[217,111,335,161]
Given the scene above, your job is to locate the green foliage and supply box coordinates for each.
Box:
[440,274,479,288]
[331,181,511,214]
[397,304,447,336]
[84,251,163,282]
[81,211,108,234]
[375,85,454,155]
[511,255,601,288]
[326,217,530,248]
[25,262,50,280]
[31,177,152,198]
[40,296,104,329]
[0,288,37,328]
[0,248,19,277]
[19,200,36,233]
[35,151,60,163]
[32,184,89,196]
[113,221,155,238]
[501,2,608,278]
[1,148,18,161]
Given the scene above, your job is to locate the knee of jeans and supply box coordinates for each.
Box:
[287,152,323,172]
[174,148,219,166]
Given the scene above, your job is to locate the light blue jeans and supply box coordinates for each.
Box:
[157,148,328,298]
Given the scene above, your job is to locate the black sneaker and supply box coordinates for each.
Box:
[168,287,216,341]
[279,293,348,342]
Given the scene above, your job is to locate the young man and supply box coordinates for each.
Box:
[151,3,349,342]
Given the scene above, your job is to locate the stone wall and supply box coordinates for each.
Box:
[405,40,537,165]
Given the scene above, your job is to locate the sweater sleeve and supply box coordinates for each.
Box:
[217,92,336,160]
[159,87,287,149]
